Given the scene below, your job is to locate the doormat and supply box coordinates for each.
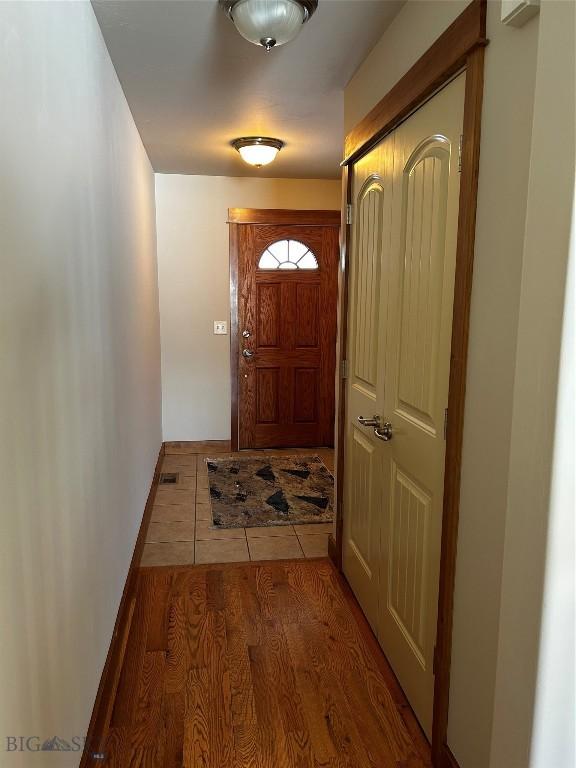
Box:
[206,455,333,529]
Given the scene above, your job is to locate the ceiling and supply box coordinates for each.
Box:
[92,0,404,179]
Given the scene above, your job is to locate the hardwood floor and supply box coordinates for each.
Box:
[102,559,431,767]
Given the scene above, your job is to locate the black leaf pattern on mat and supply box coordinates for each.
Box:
[210,487,222,499]
[266,490,290,514]
[281,468,311,480]
[256,465,276,483]
[296,495,329,510]
[207,461,218,472]
[206,455,332,529]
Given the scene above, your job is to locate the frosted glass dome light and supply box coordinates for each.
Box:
[220,0,318,51]
[232,137,285,167]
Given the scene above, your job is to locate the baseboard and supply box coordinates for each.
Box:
[80,443,164,767]
[164,440,231,454]
[442,744,461,768]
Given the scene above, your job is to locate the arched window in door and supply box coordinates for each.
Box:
[258,239,318,270]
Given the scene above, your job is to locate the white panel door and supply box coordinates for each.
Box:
[378,74,465,736]
[343,74,465,736]
[342,135,393,630]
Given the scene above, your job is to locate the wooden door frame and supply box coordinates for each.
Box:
[228,208,341,451]
[329,2,488,766]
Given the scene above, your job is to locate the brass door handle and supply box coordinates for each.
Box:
[242,349,255,359]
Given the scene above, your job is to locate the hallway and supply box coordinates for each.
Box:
[3,3,574,768]
[104,559,430,767]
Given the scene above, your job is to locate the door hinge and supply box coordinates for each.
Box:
[346,203,353,226]
[458,134,463,174]
[340,359,349,379]
[443,408,448,440]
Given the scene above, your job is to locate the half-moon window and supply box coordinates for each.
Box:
[258,239,318,270]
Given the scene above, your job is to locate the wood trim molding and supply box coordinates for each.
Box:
[227,208,340,226]
[343,0,487,164]
[229,222,240,451]
[442,745,462,768]
[332,2,487,765]
[80,444,164,767]
[431,43,486,766]
[329,163,352,572]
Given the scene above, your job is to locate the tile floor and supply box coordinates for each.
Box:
[140,442,335,567]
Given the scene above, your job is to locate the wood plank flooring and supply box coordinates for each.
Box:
[102,559,431,767]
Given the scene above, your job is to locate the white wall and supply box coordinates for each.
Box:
[448,7,540,766]
[489,2,575,765]
[0,2,161,764]
[155,174,341,441]
[345,1,545,766]
[530,197,575,768]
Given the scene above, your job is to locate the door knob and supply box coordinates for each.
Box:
[242,349,255,359]
[242,330,251,338]
[374,422,393,441]
[358,415,381,428]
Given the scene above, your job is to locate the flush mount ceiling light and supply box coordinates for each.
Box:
[220,0,318,52]
[232,136,284,167]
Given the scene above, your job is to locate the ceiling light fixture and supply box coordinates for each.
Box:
[232,136,284,167]
[220,0,318,52]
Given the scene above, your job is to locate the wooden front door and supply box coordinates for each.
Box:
[229,210,340,449]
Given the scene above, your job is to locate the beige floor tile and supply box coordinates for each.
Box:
[195,503,212,521]
[195,519,246,541]
[297,533,330,558]
[151,505,193,523]
[155,488,195,506]
[158,474,196,491]
[196,489,211,504]
[162,456,197,471]
[175,475,196,490]
[196,476,209,490]
[245,525,296,538]
[248,536,304,561]
[195,538,249,564]
[293,523,333,536]
[174,473,197,485]
[163,468,197,479]
[140,542,195,567]
[163,449,198,459]
[146,520,195,543]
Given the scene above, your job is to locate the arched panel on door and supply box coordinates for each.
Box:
[343,158,393,632]
[396,136,451,436]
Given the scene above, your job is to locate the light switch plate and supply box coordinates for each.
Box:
[214,320,227,335]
